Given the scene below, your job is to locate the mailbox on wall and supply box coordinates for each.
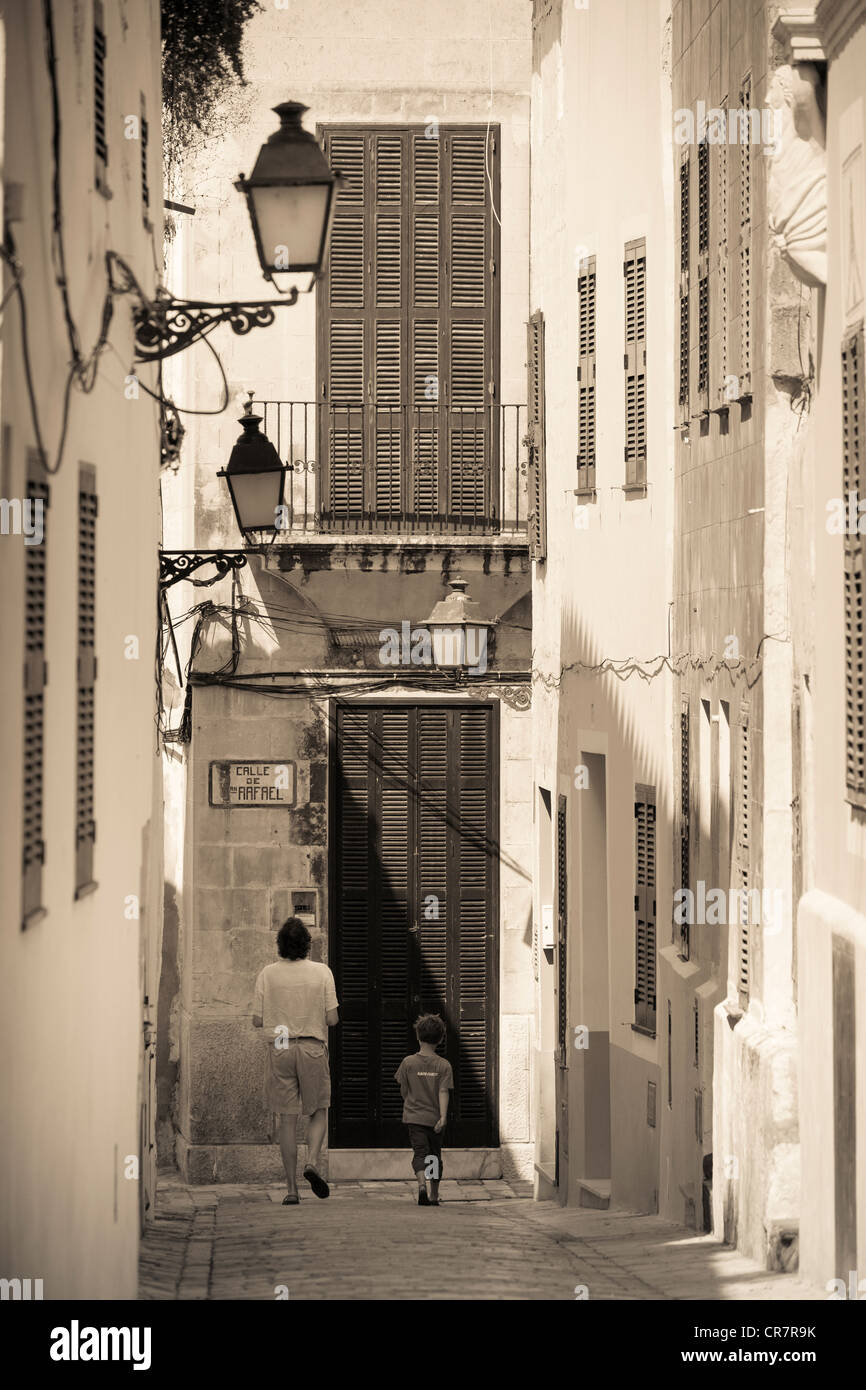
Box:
[292,889,318,930]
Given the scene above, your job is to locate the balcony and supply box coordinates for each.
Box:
[254,401,529,538]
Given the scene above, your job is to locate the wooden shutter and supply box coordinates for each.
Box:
[446,130,493,524]
[332,704,496,1147]
[735,710,751,1006]
[697,141,710,409]
[23,453,49,925]
[634,783,657,1033]
[624,239,647,489]
[556,795,568,1055]
[376,709,413,1122]
[333,709,372,1128]
[527,310,547,560]
[714,110,730,408]
[322,130,369,519]
[452,707,494,1130]
[577,256,596,494]
[679,702,690,958]
[738,76,752,396]
[140,93,150,221]
[678,152,690,420]
[93,0,108,191]
[76,466,98,896]
[319,126,496,528]
[844,325,866,806]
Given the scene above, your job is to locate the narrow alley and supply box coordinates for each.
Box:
[140,1179,823,1303]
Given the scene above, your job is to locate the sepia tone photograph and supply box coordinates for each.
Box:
[0,0,863,1356]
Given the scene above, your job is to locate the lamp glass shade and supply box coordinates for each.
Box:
[431,626,467,668]
[247,181,332,274]
[224,469,284,533]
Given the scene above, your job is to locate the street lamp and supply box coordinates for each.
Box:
[235,102,340,283]
[159,395,284,588]
[425,577,494,675]
[218,396,286,537]
[118,100,341,364]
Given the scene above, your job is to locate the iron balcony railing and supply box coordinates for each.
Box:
[253,401,529,537]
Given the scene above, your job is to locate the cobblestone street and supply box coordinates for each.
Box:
[139,1178,825,1301]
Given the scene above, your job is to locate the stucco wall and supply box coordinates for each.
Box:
[529,0,674,1210]
[0,0,163,1298]
[795,14,866,1289]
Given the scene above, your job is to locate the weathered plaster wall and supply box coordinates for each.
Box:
[529,0,674,1212]
[0,0,163,1298]
[796,12,866,1289]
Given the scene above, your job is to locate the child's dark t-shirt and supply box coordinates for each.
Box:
[395,1052,454,1126]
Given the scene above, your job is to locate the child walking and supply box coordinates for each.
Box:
[394,1014,453,1205]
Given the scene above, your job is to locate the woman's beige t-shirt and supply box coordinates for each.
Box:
[254,959,338,1042]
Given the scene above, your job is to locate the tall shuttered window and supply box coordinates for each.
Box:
[715,105,730,407]
[736,710,751,1006]
[318,126,498,529]
[678,152,690,418]
[738,76,752,397]
[140,93,150,222]
[679,702,691,958]
[843,324,866,806]
[577,256,596,495]
[527,308,547,561]
[76,467,97,895]
[634,783,657,1034]
[23,453,49,926]
[556,795,568,1055]
[93,0,108,191]
[624,239,647,491]
[697,140,710,407]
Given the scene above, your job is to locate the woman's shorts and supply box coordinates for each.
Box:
[264,1036,331,1116]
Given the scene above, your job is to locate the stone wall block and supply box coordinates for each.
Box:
[184,1020,271,1145]
[195,887,268,933]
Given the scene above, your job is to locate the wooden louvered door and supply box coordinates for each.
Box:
[319,126,498,530]
[331,704,498,1147]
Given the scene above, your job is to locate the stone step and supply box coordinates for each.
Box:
[328,1148,501,1181]
[578,1178,611,1210]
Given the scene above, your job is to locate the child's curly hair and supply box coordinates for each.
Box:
[414,1013,446,1045]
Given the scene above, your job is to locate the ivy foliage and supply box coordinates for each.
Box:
[161,0,262,190]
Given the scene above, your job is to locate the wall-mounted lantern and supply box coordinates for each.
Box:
[424,577,495,674]
[218,396,286,537]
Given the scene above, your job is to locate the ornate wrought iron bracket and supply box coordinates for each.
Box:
[159,550,249,590]
[133,290,299,364]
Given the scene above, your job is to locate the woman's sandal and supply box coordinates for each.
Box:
[303,1165,330,1199]
[282,1193,300,1205]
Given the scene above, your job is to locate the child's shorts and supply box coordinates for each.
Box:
[407,1124,444,1179]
